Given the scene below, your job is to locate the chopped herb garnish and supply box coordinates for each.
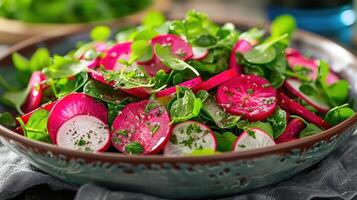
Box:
[112,137,122,144]
[125,142,144,155]
[247,88,254,95]
[117,129,128,136]
[238,144,246,148]
[247,130,256,139]
[144,101,159,114]
[150,124,160,134]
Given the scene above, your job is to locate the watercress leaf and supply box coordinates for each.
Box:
[30,48,51,71]
[196,34,217,47]
[316,60,337,107]
[130,40,153,63]
[0,112,16,128]
[324,104,354,126]
[142,11,165,28]
[214,131,237,152]
[239,28,265,43]
[43,56,87,79]
[22,109,51,143]
[299,123,322,138]
[155,44,199,76]
[1,85,31,114]
[271,14,296,44]
[195,90,209,102]
[266,107,287,139]
[328,80,349,105]
[134,28,158,41]
[90,26,111,42]
[102,68,155,89]
[248,121,274,137]
[12,53,29,72]
[243,47,276,64]
[56,72,88,98]
[202,95,240,129]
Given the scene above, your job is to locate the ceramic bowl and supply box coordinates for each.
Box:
[0,20,357,199]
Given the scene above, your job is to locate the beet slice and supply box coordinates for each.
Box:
[163,121,216,156]
[285,48,339,85]
[47,93,110,152]
[141,34,193,76]
[100,42,132,70]
[277,92,330,129]
[216,74,277,121]
[233,128,276,151]
[156,77,202,97]
[21,72,47,113]
[111,100,171,155]
[284,78,330,113]
[229,39,252,73]
[276,118,305,143]
[195,69,238,91]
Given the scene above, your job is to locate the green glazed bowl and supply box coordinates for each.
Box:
[0,19,357,199]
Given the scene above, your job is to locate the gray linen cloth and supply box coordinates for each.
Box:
[2,135,357,200]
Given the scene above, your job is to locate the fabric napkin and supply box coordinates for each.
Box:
[2,135,357,200]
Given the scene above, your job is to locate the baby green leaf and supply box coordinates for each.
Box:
[324,104,354,126]
[90,26,111,41]
[43,56,87,79]
[19,109,51,143]
[299,123,322,138]
[0,112,16,128]
[170,87,202,123]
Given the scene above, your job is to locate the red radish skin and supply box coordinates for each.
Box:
[47,93,109,146]
[21,72,47,113]
[192,47,209,60]
[156,77,202,97]
[277,92,330,129]
[276,118,305,143]
[233,128,275,151]
[284,78,330,113]
[163,121,217,156]
[285,48,339,85]
[216,74,277,121]
[100,42,132,70]
[111,100,171,155]
[195,69,239,91]
[229,39,252,73]
[141,34,193,76]
[88,69,150,99]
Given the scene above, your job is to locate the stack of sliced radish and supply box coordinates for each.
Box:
[21,71,47,113]
[111,100,171,154]
[229,39,252,73]
[216,74,277,121]
[164,121,216,156]
[47,93,110,152]
[233,128,275,151]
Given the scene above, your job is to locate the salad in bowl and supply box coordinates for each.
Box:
[0,10,355,157]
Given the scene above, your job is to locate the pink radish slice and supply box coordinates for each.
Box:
[276,118,305,143]
[285,48,339,85]
[216,74,277,121]
[195,69,238,91]
[233,128,275,151]
[21,72,47,113]
[277,92,330,129]
[88,69,150,99]
[100,42,132,70]
[284,78,330,113]
[47,93,110,152]
[229,39,252,74]
[141,34,194,76]
[156,77,202,97]
[163,121,216,156]
[111,100,171,155]
[192,47,209,60]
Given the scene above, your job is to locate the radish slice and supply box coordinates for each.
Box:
[21,72,47,113]
[192,47,208,60]
[216,74,277,121]
[156,77,202,97]
[141,34,193,76]
[163,121,216,156]
[233,128,275,151]
[88,69,150,99]
[100,42,132,71]
[19,101,56,124]
[229,39,252,73]
[285,48,339,85]
[276,118,305,143]
[195,69,238,91]
[47,93,110,152]
[284,78,330,113]
[277,92,330,129]
[111,100,171,155]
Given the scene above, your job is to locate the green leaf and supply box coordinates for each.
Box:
[12,53,29,72]
[195,90,209,102]
[299,123,322,138]
[0,112,16,128]
[196,34,217,47]
[90,26,111,41]
[20,109,51,143]
[243,47,276,64]
[55,72,88,98]
[2,85,31,114]
[124,141,144,155]
[142,11,165,28]
[239,28,265,43]
[43,56,87,79]
[237,120,274,137]
[271,14,296,44]
[187,148,217,156]
[202,95,240,129]
[170,86,203,123]
[324,104,354,126]
[328,80,349,105]
[133,28,158,41]
[214,131,237,152]
[30,48,51,71]
[108,101,130,126]
[102,68,155,89]
[155,44,199,76]
[316,60,337,107]
[266,107,287,139]
[130,40,153,63]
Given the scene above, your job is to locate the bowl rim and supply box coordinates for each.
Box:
[1,17,357,164]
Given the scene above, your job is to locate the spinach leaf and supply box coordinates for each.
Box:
[324,104,354,126]
[43,56,87,79]
[155,45,199,76]
[170,86,203,123]
[18,109,51,143]
[214,131,237,152]
[0,112,16,128]
[299,123,322,138]
[266,107,287,139]
[55,72,88,98]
